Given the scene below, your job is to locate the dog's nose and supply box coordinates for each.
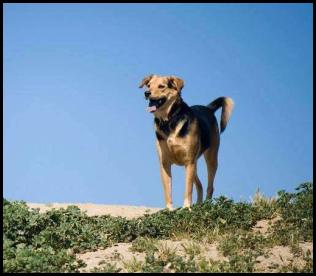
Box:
[144,91,151,98]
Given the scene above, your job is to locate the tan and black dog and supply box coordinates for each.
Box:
[139,74,234,210]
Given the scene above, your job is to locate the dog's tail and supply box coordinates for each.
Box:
[207,97,234,134]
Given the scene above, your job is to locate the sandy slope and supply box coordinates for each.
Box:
[25,203,313,272]
[26,203,162,219]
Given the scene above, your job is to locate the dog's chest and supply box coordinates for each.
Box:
[155,117,188,140]
[166,135,187,163]
[155,118,192,164]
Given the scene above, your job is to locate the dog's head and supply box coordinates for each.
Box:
[139,74,184,117]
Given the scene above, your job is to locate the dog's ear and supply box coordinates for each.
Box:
[139,74,154,88]
[168,76,184,93]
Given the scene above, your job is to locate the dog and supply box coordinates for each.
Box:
[139,74,234,210]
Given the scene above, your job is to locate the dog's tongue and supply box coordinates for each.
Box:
[147,105,157,113]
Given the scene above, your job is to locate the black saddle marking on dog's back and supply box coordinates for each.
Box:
[191,105,218,154]
[197,117,211,153]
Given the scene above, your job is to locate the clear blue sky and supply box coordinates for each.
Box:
[4,4,313,207]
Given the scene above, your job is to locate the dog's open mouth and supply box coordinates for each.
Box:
[147,97,167,113]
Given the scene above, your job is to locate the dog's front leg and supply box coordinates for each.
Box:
[160,161,173,210]
[156,141,173,210]
[183,163,196,209]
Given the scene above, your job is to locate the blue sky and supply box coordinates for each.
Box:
[4,4,313,207]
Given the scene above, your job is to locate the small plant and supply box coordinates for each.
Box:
[91,262,121,273]
[140,249,197,273]
[181,241,202,258]
[130,236,158,253]
[156,242,178,263]
[122,256,143,272]
[251,188,277,219]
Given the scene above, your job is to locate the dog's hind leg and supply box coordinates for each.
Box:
[204,144,219,200]
[194,173,203,204]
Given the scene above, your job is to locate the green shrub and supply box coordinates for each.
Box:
[269,182,313,246]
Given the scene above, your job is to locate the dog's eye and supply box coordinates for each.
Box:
[158,85,165,89]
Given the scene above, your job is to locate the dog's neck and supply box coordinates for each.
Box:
[154,97,189,123]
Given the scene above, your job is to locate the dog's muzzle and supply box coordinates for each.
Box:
[147,97,167,113]
[144,91,151,99]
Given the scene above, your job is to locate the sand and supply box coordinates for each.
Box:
[26,202,162,219]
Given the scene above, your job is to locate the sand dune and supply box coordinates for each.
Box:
[24,202,313,272]
[26,203,162,219]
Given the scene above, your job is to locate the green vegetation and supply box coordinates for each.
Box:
[3,182,313,272]
[130,236,158,253]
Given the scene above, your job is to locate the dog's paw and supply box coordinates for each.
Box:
[182,199,192,210]
[196,198,203,205]
[182,205,192,212]
[166,204,174,211]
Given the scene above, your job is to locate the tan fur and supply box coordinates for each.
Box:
[207,97,234,133]
[140,75,184,120]
[139,75,233,210]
